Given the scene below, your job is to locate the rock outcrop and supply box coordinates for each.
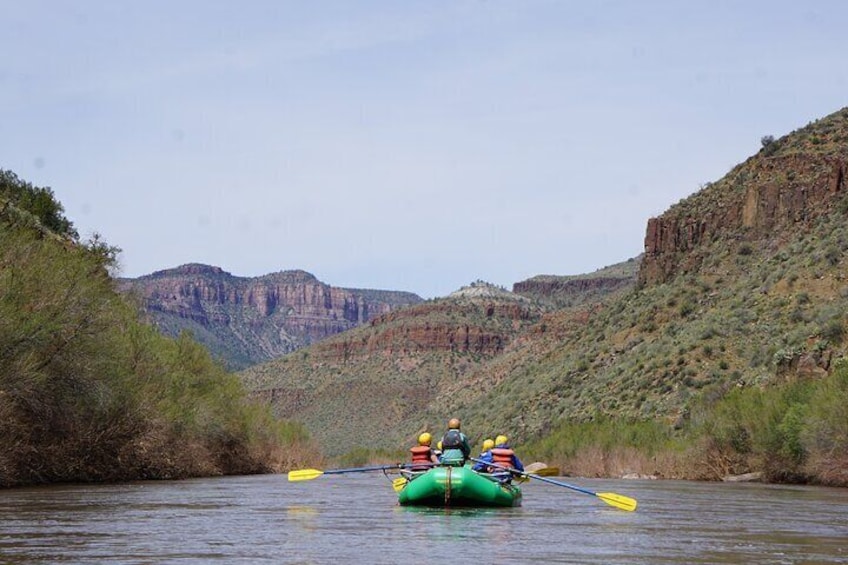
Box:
[118,264,423,369]
[640,108,848,285]
[308,298,540,361]
[514,257,640,308]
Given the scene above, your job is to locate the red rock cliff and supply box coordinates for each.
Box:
[641,150,847,285]
[118,264,423,368]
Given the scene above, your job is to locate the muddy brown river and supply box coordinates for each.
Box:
[1,474,846,563]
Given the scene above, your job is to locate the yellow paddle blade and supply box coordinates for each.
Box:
[288,469,325,482]
[597,492,638,512]
[392,477,408,492]
[524,462,548,474]
[524,462,559,477]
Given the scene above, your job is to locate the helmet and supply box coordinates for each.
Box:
[448,418,461,429]
[495,434,508,446]
[437,441,443,450]
[418,432,432,446]
[482,439,494,451]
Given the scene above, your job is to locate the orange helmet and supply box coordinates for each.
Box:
[448,418,461,430]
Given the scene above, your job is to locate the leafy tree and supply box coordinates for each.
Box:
[0,169,77,239]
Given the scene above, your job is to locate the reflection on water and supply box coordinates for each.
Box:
[1,475,847,564]
[398,504,518,543]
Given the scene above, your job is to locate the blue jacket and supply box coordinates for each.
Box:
[472,450,493,471]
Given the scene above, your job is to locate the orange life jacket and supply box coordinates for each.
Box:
[491,447,515,469]
[410,445,433,470]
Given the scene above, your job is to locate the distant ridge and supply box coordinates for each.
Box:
[118,264,423,370]
[449,280,527,301]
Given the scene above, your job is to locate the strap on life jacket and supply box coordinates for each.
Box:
[410,445,432,463]
[491,447,515,468]
[442,429,463,449]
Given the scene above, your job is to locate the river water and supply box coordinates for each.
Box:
[1,473,847,564]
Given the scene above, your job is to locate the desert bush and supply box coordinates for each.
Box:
[800,361,848,484]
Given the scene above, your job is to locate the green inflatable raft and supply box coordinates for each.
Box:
[397,466,522,508]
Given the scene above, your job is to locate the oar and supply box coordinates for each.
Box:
[289,464,400,482]
[517,462,547,483]
[523,462,560,477]
[288,462,438,482]
[392,477,407,492]
[536,466,561,477]
[470,458,637,512]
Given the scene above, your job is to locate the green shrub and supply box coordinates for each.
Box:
[0,215,314,486]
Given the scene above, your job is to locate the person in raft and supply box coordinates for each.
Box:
[485,435,525,481]
[439,418,471,466]
[471,438,495,472]
[409,432,440,471]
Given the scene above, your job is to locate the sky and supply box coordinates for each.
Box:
[3,1,847,298]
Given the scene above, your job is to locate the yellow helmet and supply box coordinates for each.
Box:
[495,434,508,446]
[482,439,495,451]
[448,418,461,430]
[437,441,443,450]
[418,432,432,446]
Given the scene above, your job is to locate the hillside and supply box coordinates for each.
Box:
[436,107,848,441]
[242,274,628,454]
[241,107,848,465]
[118,265,423,370]
[242,283,543,454]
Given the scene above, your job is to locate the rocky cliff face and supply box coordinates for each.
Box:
[118,264,423,369]
[513,257,640,308]
[641,108,848,286]
[308,299,540,361]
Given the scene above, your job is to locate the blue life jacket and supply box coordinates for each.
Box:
[472,450,493,472]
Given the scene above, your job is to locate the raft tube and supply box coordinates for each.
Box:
[397,466,522,507]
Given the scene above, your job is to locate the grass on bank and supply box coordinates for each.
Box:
[521,360,848,486]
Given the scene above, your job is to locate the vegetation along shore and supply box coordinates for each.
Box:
[0,170,319,487]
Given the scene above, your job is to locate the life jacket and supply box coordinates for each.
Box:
[491,447,515,469]
[441,429,463,450]
[409,445,433,470]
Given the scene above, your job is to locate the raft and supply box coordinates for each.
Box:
[397,465,522,508]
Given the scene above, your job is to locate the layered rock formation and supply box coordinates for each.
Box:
[513,258,640,308]
[641,108,848,285]
[309,299,539,361]
[118,264,423,369]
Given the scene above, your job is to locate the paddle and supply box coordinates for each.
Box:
[392,477,407,492]
[517,462,548,483]
[523,462,560,476]
[288,462,437,482]
[535,466,561,477]
[470,458,637,512]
